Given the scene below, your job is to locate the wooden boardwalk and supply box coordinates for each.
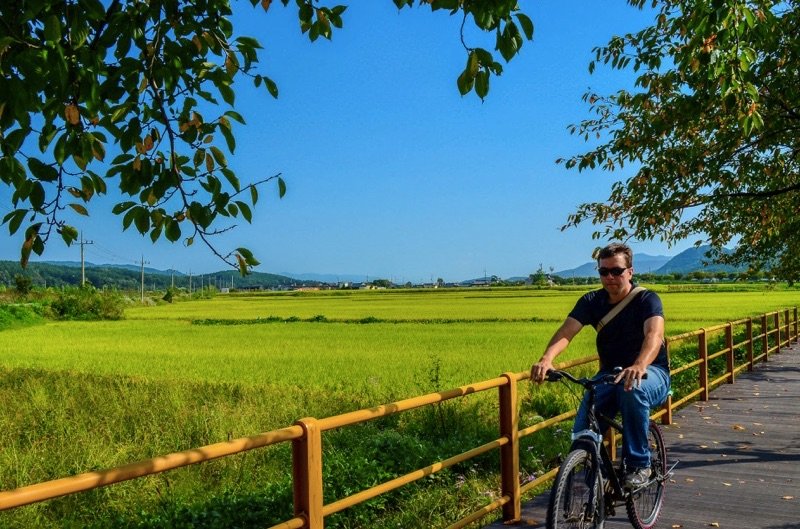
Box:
[484,345,800,529]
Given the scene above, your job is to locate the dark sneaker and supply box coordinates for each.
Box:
[625,467,652,489]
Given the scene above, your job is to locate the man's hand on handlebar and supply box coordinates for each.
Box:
[530,359,554,383]
[614,363,649,392]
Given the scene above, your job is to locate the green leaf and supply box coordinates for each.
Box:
[90,171,107,194]
[194,148,206,168]
[236,247,260,266]
[60,225,79,245]
[236,247,255,260]
[5,128,27,153]
[277,176,286,198]
[221,168,240,191]
[457,69,474,96]
[515,13,534,40]
[236,200,252,222]
[44,15,62,43]
[467,50,479,77]
[165,218,181,242]
[29,182,45,210]
[474,48,494,66]
[235,36,262,49]
[750,109,764,131]
[210,146,227,166]
[53,133,68,165]
[69,203,89,216]
[250,185,259,205]
[218,83,235,106]
[28,158,59,182]
[4,209,26,235]
[112,201,137,215]
[219,123,236,152]
[79,0,107,20]
[122,207,138,230]
[475,70,489,100]
[224,110,246,124]
[110,105,129,123]
[265,77,279,99]
[149,223,162,243]
[134,208,150,234]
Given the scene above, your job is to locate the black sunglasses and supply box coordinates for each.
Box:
[598,267,629,277]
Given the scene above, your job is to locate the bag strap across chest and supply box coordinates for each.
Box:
[595,286,646,332]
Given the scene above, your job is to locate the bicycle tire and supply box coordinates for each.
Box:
[625,420,667,529]
[547,448,605,529]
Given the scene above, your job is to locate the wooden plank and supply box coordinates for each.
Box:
[482,345,800,528]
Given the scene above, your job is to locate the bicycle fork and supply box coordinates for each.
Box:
[569,433,606,523]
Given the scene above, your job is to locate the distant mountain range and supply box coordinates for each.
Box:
[0,260,314,290]
[554,246,742,278]
[40,260,184,277]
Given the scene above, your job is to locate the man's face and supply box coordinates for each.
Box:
[598,254,633,299]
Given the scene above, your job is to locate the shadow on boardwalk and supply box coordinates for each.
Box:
[483,346,800,529]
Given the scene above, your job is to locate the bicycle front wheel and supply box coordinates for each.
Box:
[547,448,605,529]
[625,420,667,529]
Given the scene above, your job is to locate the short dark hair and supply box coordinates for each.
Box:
[596,242,633,268]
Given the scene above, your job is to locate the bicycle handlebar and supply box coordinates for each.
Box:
[545,367,647,388]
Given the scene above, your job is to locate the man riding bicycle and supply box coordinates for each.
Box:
[530,242,671,489]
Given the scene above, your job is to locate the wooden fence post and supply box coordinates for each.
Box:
[725,322,734,384]
[794,307,798,342]
[762,314,769,361]
[774,312,781,355]
[746,318,754,371]
[699,329,709,401]
[662,341,673,425]
[784,309,790,348]
[605,429,618,461]
[499,373,520,522]
[293,417,323,529]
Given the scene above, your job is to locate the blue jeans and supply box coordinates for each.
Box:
[572,366,670,469]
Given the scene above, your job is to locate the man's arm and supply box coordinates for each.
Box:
[530,316,584,383]
[615,315,665,390]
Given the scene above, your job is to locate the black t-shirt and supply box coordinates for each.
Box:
[568,286,669,373]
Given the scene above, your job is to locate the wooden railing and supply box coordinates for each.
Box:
[0,307,797,528]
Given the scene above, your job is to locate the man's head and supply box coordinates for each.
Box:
[596,243,634,301]
[596,242,633,268]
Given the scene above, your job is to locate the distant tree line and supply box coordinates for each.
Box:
[0,261,315,292]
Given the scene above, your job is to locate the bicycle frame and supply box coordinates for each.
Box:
[550,370,647,513]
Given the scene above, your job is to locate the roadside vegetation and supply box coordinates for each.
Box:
[0,285,797,528]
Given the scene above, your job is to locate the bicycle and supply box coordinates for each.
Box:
[544,368,677,529]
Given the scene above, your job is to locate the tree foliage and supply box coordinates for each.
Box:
[562,0,800,280]
[0,0,532,273]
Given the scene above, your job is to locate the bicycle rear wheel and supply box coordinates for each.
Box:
[625,420,667,529]
[547,448,605,529]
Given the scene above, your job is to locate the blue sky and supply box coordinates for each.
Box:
[1,1,697,282]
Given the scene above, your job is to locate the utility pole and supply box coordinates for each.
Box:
[79,233,94,287]
[140,255,149,303]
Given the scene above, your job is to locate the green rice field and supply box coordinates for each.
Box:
[1,285,798,401]
[0,284,797,528]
